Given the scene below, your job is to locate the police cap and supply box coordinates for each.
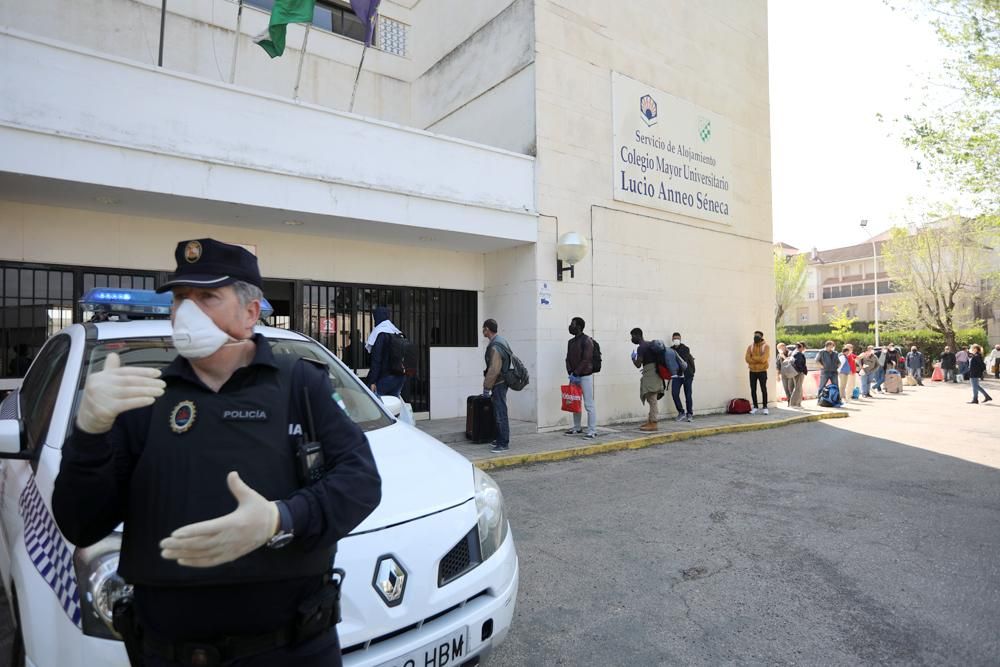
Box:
[156,239,262,293]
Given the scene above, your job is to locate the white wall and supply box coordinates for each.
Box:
[530,0,774,428]
[428,347,487,419]
[0,201,486,290]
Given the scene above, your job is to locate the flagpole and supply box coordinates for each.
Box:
[157,0,167,67]
[293,23,311,100]
[349,44,368,112]
[228,0,244,84]
[349,11,376,112]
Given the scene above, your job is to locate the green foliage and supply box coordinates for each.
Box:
[774,250,809,328]
[776,327,987,357]
[889,0,1000,207]
[827,306,858,341]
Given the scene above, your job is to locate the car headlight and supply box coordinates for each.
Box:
[72,533,132,640]
[474,467,509,560]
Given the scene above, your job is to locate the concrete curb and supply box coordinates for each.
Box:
[474,411,849,471]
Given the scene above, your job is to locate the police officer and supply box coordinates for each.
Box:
[53,239,382,666]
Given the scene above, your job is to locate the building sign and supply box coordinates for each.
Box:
[612,72,733,225]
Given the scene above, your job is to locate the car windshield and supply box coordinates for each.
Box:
[77,336,393,432]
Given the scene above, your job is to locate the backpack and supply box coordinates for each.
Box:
[727,398,752,414]
[780,356,798,379]
[591,339,603,373]
[496,340,530,391]
[652,340,686,379]
[819,383,842,407]
[387,333,418,377]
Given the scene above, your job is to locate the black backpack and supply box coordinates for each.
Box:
[496,340,530,391]
[591,338,602,373]
[387,333,418,377]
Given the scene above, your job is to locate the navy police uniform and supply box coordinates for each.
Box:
[53,239,382,666]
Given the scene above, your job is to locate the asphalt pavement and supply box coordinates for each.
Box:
[486,379,1000,665]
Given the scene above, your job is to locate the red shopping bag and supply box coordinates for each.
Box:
[931,363,944,382]
[561,384,583,413]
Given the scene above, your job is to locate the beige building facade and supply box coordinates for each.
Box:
[1,0,774,426]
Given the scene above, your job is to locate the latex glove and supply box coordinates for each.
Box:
[631,350,638,362]
[159,472,280,568]
[76,352,166,434]
[568,374,581,385]
[482,389,492,398]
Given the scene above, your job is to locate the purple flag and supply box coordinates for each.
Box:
[350,0,382,46]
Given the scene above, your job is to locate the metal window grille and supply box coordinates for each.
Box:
[377,15,407,56]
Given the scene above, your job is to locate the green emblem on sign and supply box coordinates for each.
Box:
[699,119,712,143]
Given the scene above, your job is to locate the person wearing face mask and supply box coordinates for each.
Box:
[565,316,598,438]
[631,327,665,431]
[670,332,696,421]
[53,239,381,667]
[744,330,770,415]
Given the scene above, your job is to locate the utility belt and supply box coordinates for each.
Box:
[113,570,344,667]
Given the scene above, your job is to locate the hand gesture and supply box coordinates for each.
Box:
[76,353,166,434]
[159,472,280,568]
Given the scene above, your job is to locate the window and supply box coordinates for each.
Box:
[807,291,815,300]
[246,0,373,45]
[19,334,71,454]
[823,287,832,299]
[378,15,408,56]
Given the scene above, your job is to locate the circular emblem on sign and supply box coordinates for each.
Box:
[169,400,197,434]
[184,241,202,263]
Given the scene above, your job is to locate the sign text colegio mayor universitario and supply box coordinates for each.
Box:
[612,72,733,225]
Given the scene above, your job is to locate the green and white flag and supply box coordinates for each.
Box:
[255,0,316,58]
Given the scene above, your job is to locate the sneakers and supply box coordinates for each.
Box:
[675,413,687,422]
[750,408,758,415]
[490,444,510,453]
[583,432,598,439]
[685,414,693,422]
[564,428,582,436]
[968,400,979,404]
[984,396,993,403]
[762,408,769,415]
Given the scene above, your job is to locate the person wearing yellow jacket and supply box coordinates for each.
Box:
[745,330,771,414]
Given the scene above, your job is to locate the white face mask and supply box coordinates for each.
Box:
[671,339,681,347]
[171,299,236,359]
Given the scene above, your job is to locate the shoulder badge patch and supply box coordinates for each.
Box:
[169,400,197,434]
[184,240,202,263]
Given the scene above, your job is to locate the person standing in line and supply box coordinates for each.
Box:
[859,345,878,397]
[671,332,696,421]
[744,330,770,415]
[956,345,970,381]
[906,345,925,386]
[939,346,957,383]
[482,319,512,453]
[364,306,406,397]
[777,344,796,408]
[789,342,808,408]
[838,344,857,401]
[872,345,887,393]
[987,344,1000,381]
[631,328,665,431]
[884,343,901,373]
[968,344,993,404]
[818,340,840,395]
[564,316,597,439]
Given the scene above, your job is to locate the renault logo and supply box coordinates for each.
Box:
[373,555,407,607]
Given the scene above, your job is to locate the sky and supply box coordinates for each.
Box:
[768,0,955,252]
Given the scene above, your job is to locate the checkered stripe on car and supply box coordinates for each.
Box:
[0,391,17,419]
[19,477,82,627]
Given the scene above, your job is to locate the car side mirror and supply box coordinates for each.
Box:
[380,395,404,417]
[0,419,30,459]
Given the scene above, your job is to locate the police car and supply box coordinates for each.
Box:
[0,289,518,667]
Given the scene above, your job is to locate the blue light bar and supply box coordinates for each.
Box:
[80,288,275,321]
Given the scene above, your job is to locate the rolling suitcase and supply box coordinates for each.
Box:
[884,370,902,394]
[466,394,496,443]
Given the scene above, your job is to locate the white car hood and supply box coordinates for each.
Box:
[350,421,475,533]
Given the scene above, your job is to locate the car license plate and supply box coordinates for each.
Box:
[376,627,469,667]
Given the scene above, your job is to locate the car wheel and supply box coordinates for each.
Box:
[9,589,26,667]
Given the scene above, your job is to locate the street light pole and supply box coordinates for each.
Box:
[860,219,880,347]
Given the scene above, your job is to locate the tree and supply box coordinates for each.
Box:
[890,0,1000,207]
[881,217,1000,349]
[827,306,858,342]
[774,250,808,329]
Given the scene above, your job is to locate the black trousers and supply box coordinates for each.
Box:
[142,629,340,667]
[749,371,768,408]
